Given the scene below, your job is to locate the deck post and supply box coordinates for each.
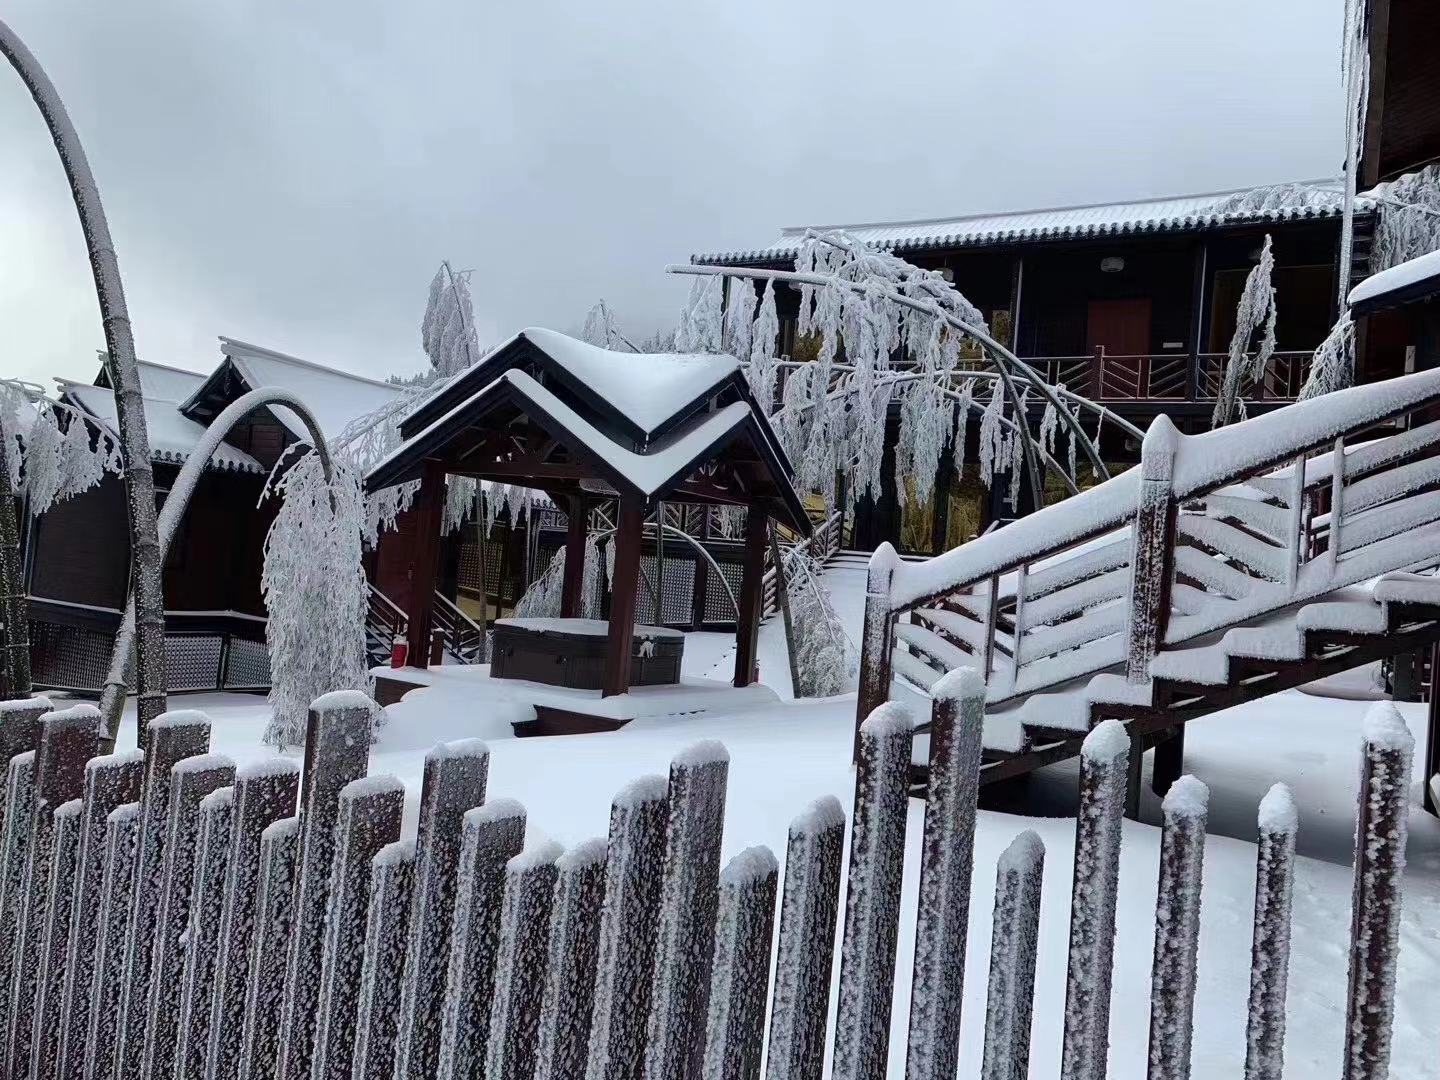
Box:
[1152,724,1185,798]
[603,499,644,698]
[1186,241,1208,400]
[1126,416,1178,684]
[560,495,588,619]
[854,544,898,763]
[733,505,767,688]
[1426,643,1439,815]
[406,459,447,670]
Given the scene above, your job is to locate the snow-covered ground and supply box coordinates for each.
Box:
[107,556,1440,1078]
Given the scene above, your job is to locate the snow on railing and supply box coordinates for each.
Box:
[0,684,1416,1080]
[862,366,1440,718]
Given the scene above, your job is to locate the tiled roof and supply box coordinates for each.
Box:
[694,179,1376,265]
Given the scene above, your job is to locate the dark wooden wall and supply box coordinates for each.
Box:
[1366,0,1440,184]
[26,474,131,609]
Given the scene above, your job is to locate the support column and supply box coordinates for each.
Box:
[560,496,588,619]
[1186,241,1208,401]
[602,500,643,698]
[406,459,446,669]
[733,506,767,688]
[1425,643,1439,815]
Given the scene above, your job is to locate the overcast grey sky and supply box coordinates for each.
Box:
[2,0,1345,388]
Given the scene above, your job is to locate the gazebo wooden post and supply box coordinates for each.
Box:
[733,504,768,687]
[602,499,644,697]
[405,459,447,669]
[560,495,588,618]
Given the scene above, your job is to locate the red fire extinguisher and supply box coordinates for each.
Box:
[390,634,408,669]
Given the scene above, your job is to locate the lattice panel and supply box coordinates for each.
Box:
[167,635,224,692]
[29,619,113,692]
[702,560,746,625]
[224,638,271,689]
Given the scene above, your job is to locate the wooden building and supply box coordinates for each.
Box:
[695,178,1392,553]
[27,339,408,695]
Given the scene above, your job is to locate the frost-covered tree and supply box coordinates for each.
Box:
[259,447,377,750]
[675,274,724,353]
[2,19,169,724]
[0,378,122,697]
[780,545,856,697]
[670,230,1128,525]
[1212,235,1278,429]
[582,300,641,352]
[1369,164,1440,272]
[422,261,481,378]
[512,537,601,620]
[1298,314,1356,401]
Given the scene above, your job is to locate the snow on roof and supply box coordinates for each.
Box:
[61,362,263,475]
[695,179,1371,265]
[1348,247,1440,313]
[518,328,741,438]
[217,337,411,442]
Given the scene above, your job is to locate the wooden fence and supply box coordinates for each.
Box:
[0,674,1415,1080]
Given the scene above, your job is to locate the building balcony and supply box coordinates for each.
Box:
[1025,347,1314,404]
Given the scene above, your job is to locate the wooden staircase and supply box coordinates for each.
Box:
[856,369,1440,810]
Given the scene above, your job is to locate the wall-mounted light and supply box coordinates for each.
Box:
[1100,256,1125,273]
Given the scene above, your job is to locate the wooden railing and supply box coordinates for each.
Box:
[858,366,1440,721]
[1027,348,1313,402]
[431,590,487,664]
[0,682,1414,1080]
[762,507,844,618]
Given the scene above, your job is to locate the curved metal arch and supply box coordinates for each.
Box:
[589,519,742,619]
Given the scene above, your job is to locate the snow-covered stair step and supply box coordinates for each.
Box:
[1009,673,1155,738]
[895,622,977,672]
[1150,641,1232,687]
[1174,546,1256,599]
[892,648,943,692]
[1219,624,1308,664]
[912,606,1011,656]
[1294,597,1387,635]
[1204,494,1288,538]
[1373,571,1440,606]
[1176,516,1286,581]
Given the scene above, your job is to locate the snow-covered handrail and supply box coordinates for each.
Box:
[858,367,1440,725]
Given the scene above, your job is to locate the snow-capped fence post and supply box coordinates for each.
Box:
[905,669,986,1080]
[311,775,405,1080]
[30,797,82,1079]
[139,753,236,1080]
[1341,703,1415,1080]
[1127,415,1178,684]
[1061,719,1130,1080]
[396,738,491,1079]
[175,785,236,1080]
[1283,452,1307,590]
[115,709,211,1078]
[643,741,730,1080]
[0,750,34,1040]
[274,692,375,1080]
[487,843,563,1080]
[535,839,609,1080]
[436,798,526,1080]
[81,802,139,1080]
[8,704,97,1077]
[585,776,669,1080]
[702,846,779,1080]
[832,703,914,1080]
[239,816,300,1080]
[352,839,417,1080]
[855,544,899,761]
[765,796,846,1080]
[0,696,50,829]
[1147,776,1210,1080]
[1327,436,1345,569]
[1244,784,1297,1080]
[56,749,143,1080]
[980,830,1045,1080]
[205,759,302,1080]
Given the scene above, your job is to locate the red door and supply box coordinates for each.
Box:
[1086,298,1152,399]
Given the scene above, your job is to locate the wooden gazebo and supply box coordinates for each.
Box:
[365,328,810,698]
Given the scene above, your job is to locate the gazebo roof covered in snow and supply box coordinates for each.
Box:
[366,328,811,534]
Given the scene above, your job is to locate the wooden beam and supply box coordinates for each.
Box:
[733,505,768,687]
[405,459,446,669]
[602,500,643,698]
[560,495,587,618]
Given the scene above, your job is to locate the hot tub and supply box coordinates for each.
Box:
[490,618,685,689]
